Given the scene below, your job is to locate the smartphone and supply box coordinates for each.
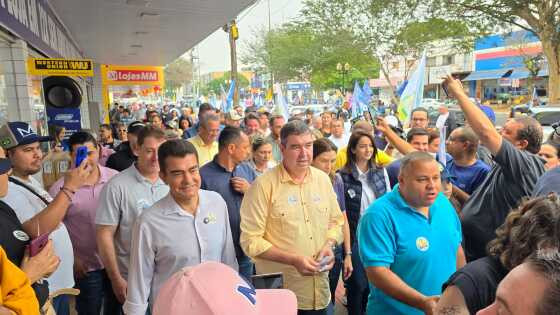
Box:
[28,233,50,257]
[251,273,284,289]
[318,255,333,272]
[75,146,88,167]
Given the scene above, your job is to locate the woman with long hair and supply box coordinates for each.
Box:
[48,124,66,152]
[311,138,353,312]
[436,194,560,314]
[336,131,390,315]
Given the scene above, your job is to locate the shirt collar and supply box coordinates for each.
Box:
[279,163,312,184]
[162,193,205,218]
[98,166,114,184]
[391,184,439,219]
[131,163,165,186]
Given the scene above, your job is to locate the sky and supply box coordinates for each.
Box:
[189,0,304,74]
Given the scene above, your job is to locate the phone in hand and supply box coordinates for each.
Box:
[251,273,283,289]
[75,146,88,167]
[28,233,50,257]
[318,255,333,272]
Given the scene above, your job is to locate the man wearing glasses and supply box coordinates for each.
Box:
[410,107,429,129]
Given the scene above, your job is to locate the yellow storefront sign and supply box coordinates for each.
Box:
[27,58,94,77]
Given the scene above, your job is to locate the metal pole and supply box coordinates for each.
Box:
[228,21,239,107]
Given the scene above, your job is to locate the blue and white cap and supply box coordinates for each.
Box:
[0,122,51,149]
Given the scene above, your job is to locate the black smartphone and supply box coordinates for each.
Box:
[251,272,283,289]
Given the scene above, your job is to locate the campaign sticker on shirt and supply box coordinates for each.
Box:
[13,230,30,242]
[347,189,356,199]
[203,212,217,224]
[287,195,298,205]
[136,199,151,210]
[416,237,430,252]
[312,195,321,204]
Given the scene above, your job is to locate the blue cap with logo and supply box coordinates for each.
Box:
[0,122,51,149]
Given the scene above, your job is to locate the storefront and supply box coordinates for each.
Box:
[0,0,91,136]
[100,64,164,122]
[465,31,548,103]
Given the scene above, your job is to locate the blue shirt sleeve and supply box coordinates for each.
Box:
[357,206,396,268]
[333,174,346,212]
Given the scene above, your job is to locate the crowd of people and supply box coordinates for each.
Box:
[0,76,559,315]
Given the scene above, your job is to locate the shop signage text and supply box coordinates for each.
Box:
[28,58,94,76]
[0,0,82,58]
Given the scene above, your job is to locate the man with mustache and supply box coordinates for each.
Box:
[240,120,344,315]
[124,140,237,315]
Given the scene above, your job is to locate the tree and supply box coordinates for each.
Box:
[201,72,250,96]
[299,0,477,102]
[240,22,379,91]
[164,57,193,91]
[324,0,560,103]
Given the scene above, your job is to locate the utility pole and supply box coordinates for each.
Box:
[267,0,275,101]
[224,20,239,107]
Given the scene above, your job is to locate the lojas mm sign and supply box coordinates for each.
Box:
[101,65,164,86]
[107,70,159,82]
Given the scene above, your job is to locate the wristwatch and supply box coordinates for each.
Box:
[345,250,352,256]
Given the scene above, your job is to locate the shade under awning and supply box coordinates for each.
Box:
[509,67,550,79]
[462,69,512,81]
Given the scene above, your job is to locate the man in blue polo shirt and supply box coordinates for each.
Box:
[357,151,465,315]
[200,126,256,280]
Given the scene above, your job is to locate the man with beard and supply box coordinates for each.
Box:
[0,121,89,314]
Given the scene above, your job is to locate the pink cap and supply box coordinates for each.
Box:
[153,262,298,315]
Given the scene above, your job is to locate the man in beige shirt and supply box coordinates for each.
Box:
[240,120,344,314]
[187,113,220,166]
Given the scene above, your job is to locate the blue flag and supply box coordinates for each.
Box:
[362,79,373,103]
[273,83,290,121]
[225,80,236,113]
[438,126,447,167]
[351,81,365,120]
[397,50,426,122]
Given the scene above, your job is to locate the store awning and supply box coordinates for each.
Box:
[462,69,512,81]
[509,67,550,79]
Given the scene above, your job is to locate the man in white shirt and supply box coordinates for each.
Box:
[124,140,237,315]
[328,118,350,149]
[0,121,89,314]
[436,104,457,134]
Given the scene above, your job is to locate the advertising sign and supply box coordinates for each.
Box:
[101,65,164,86]
[28,58,94,76]
[46,106,81,139]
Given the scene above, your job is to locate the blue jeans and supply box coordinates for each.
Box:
[327,245,343,315]
[52,295,70,315]
[238,254,254,281]
[345,242,369,315]
[103,272,124,315]
[75,269,107,315]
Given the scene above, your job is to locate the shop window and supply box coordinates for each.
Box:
[427,57,437,67]
[0,75,7,125]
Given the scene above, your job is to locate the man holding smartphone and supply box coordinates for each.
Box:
[240,120,344,315]
[49,132,118,315]
[0,121,90,315]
